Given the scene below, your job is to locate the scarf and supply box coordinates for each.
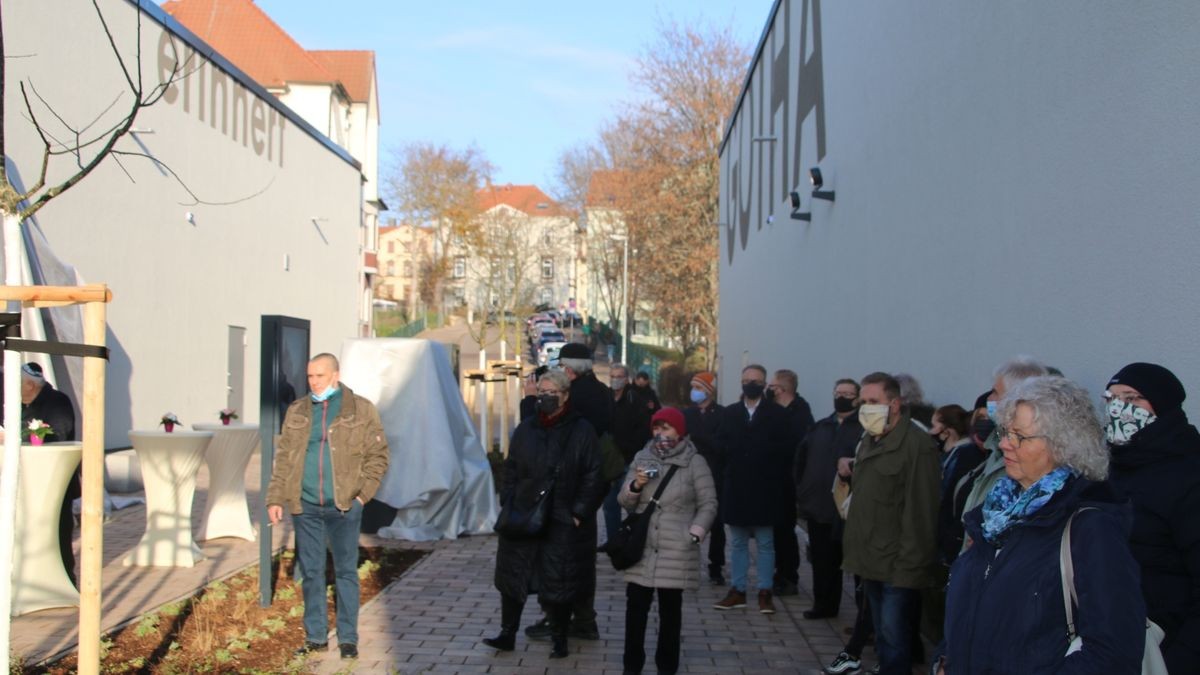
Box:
[981,465,1073,544]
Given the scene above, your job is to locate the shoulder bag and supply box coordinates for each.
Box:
[1060,508,1167,674]
[607,465,680,571]
[494,451,566,539]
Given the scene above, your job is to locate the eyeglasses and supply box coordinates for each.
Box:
[536,388,562,396]
[1102,391,1146,405]
[996,425,1045,448]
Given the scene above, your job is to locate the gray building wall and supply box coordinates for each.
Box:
[719,0,1200,418]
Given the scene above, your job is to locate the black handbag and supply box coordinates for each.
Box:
[494,460,563,539]
[607,465,679,570]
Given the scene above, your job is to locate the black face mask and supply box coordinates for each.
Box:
[972,418,996,443]
[742,382,765,400]
[764,388,777,402]
[833,396,856,413]
[537,394,560,414]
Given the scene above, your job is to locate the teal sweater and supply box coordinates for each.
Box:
[301,387,342,505]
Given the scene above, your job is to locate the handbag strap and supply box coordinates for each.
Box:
[649,465,680,505]
[1059,506,1097,640]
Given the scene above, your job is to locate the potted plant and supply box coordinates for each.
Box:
[25,419,52,445]
[218,408,239,425]
[160,412,181,433]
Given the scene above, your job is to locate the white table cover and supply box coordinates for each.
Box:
[123,430,211,567]
[193,423,259,542]
[339,338,497,541]
[2,442,82,615]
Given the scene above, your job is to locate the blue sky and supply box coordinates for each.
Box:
[253,1,773,194]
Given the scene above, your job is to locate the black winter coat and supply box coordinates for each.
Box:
[684,402,725,487]
[1109,409,1200,674]
[936,439,986,565]
[611,387,652,464]
[494,409,605,605]
[718,399,791,526]
[795,412,863,526]
[939,476,1145,674]
[22,384,76,442]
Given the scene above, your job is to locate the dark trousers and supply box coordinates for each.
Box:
[295,499,363,645]
[863,579,920,675]
[773,521,800,585]
[59,471,81,588]
[807,519,843,614]
[707,514,726,571]
[845,576,873,656]
[624,583,683,674]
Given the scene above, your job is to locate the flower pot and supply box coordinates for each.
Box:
[221,417,231,426]
[30,435,44,446]
[164,422,175,433]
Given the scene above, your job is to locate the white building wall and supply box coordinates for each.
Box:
[278,83,337,141]
[719,0,1200,418]
[4,0,363,447]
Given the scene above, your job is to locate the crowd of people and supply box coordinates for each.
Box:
[486,345,1199,675]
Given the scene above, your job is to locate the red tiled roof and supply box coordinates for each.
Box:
[162,0,347,93]
[478,184,565,217]
[310,50,374,103]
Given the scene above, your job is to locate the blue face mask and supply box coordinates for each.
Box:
[311,383,339,403]
[690,389,708,404]
[986,400,998,421]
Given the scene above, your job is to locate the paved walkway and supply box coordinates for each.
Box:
[306,530,868,675]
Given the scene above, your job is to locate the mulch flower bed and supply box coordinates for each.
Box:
[29,546,425,674]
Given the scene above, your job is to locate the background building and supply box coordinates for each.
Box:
[164,0,385,337]
[4,0,372,447]
[376,222,435,317]
[718,0,1200,417]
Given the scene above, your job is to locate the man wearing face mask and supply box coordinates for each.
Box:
[839,372,940,675]
[767,369,815,597]
[1104,362,1200,674]
[956,357,1048,523]
[267,353,390,661]
[684,371,727,584]
[600,364,653,551]
[795,378,862,620]
[714,365,791,614]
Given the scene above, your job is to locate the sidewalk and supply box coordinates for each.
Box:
[306,530,864,674]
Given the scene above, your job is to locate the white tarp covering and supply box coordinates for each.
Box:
[339,338,497,541]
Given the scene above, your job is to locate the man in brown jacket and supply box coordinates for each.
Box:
[267,353,390,660]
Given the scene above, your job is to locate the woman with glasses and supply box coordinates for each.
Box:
[1104,363,1200,674]
[934,376,1145,674]
[484,370,605,659]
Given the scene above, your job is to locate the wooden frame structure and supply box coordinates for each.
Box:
[0,284,110,675]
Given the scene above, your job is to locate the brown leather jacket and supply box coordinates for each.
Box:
[266,384,390,513]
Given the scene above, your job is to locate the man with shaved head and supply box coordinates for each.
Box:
[267,352,390,661]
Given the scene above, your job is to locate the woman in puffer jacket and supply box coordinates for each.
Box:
[618,407,718,675]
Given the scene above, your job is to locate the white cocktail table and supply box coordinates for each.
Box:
[123,430,212,567]
[192,423,260,542]
[2,442,82,616]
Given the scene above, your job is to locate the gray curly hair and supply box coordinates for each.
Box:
[997,375,1108,480]
[538,370,571,394]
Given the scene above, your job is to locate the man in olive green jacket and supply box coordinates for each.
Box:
[840,372,940,675]
[267,353,390,660]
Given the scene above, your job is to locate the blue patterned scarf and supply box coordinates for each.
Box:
[981,466,1074,544]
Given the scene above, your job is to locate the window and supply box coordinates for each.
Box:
[540,288,553,304]
[542,258,554,280]
[544,231,552,247]
[403,260,412,276]
[387,241,395,253]
[454,256,466,279]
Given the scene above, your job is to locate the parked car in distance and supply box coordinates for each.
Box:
[539,341,566,366]
[536,330,565,350]
[529,320,556,341]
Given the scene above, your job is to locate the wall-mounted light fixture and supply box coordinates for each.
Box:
[789,191,811,222]
[810,167,836,202]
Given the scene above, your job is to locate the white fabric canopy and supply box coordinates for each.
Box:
[339,338,497,541]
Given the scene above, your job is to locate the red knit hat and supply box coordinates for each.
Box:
[651,407,687,437]
[691,371,716,396]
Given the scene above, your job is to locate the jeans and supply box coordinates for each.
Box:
[624,583,682,674]
[295,499,363,645]
[862,579,920,675]
[727,525,774,593]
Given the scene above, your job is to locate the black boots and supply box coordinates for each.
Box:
[548,603,570,659]
[483,594,523,652]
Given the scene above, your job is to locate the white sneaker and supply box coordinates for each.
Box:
[824,651,862,674]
